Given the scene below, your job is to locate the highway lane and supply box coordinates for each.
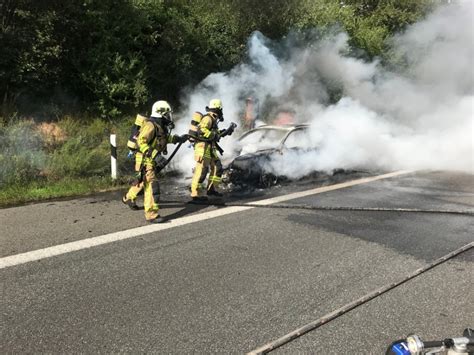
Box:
[1,170,473,353]
[0,170,373,258]
[274,249,473,354]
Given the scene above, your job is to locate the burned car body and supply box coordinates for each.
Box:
[223,124,315,187]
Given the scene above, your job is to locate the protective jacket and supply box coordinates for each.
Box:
[127,114,147,151]
[136,117,179,167]
[194,111,220,160]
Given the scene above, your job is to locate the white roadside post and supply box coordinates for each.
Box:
[110,134,117,180]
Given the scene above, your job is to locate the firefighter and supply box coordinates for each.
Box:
[122,100,187,223]
[122,113,147,210]
[190,99,235,201]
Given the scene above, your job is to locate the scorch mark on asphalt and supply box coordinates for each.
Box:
[0,170,412,269]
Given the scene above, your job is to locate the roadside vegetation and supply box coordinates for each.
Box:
[0,0,447,206]
[0,117,133,206]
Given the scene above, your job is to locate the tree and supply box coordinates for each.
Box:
[0,0,441,119]
[0,0,64,116]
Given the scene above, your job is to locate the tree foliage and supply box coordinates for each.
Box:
[0,0,439,119]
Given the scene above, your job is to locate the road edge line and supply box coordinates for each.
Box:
[0,170,413,270]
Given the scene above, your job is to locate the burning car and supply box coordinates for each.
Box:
[223,123,316,187]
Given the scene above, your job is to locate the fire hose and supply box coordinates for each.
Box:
[155,137,188,173]
[155,132,227,174]
[132,131,229,186]
[247,241,473,354]
[224,203,474,216]
[161,121,236,171]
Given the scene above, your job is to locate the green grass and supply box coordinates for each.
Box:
[0,116,135,207]
[0,176,129,207]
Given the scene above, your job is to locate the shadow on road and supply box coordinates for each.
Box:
[161,201,211,220]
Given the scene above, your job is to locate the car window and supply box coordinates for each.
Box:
[238,129,288,154]
[283,129,314,149]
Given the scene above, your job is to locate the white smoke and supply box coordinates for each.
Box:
[172,1,474,179]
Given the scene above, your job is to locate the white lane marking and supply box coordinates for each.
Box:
[0,170,412,269]
[0,206,252,269]
[251,170,413,206]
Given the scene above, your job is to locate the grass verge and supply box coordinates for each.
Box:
[0,176,129,208]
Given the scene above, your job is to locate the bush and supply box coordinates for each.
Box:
[0,119,47,186]
[46,117,111,179]
[0,117,123,186]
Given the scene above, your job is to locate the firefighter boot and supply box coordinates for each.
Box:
[207,186,223,197]
[148,215,166,223]
[190,196,208,203]
[122,195,139,210]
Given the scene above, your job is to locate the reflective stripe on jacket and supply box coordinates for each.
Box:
[194,112,219,159]
[136,119,175,166]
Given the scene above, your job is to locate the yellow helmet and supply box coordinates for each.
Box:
[151,100,172,117]
[208,99,223,110]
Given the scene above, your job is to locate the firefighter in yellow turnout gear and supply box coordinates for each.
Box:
[123,100,187,223]
[121,113,147,210]
[191,99,235,201]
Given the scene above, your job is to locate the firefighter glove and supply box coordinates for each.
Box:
[227,122,237,135]
[132,170,143,185]
[219,122,237,138]
[178,134,188,143]
[171,134,187,144]
[154,155,168,170]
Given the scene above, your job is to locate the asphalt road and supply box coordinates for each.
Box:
[1,170,473,354]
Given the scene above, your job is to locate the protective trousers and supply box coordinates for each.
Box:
[208,157,223,191]
[125,182,142,202]
[125,164,160,220]
[142,165,160,220]
[191,154,222,197]
[124,159,144,203]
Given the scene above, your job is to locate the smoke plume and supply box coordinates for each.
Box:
[172,2,473,179]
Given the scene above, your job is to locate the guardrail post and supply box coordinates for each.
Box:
[110,134,117,180]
